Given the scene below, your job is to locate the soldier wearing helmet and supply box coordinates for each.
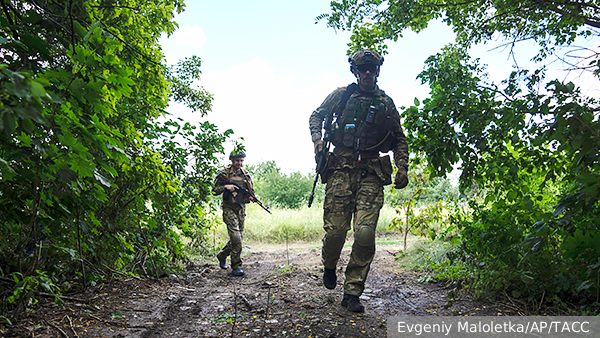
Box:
[308,49,409,312]
[212,148,255,277]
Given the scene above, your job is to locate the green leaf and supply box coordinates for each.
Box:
[21,117,34,133]
[576,173,599,185]
[16,132,31,146]
[30,81,46,97]
[3,112,16,134]
[520,272,534,284]
[73,21,87,39]
[12,78,29,97]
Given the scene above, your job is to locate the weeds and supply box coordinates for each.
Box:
[210,313,245,323]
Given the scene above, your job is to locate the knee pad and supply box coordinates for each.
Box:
[354,224,375,248]
[324,231,346,250]
[230,232,242,245]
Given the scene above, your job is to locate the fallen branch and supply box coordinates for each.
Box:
[44,319,68,338]
[67,315,79,338]
[36,292,85,303]
[238,294,252,309]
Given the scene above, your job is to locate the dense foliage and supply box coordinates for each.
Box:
[0,0,230,316]
[322,0,600,311]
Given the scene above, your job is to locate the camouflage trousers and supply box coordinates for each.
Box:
[322,166,384,297]
[217,203,246,269]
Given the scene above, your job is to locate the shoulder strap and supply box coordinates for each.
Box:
[335,83,357,118]
[241,168,255,194]
[323,83,358,143]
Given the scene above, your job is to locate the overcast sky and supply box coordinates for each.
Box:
[159,1,598,175]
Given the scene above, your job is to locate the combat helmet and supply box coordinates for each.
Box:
[229,150,246,161]
[348,49,384,73]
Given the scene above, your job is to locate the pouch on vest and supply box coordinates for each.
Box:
[336,98,390,152]
[373,154,393,186]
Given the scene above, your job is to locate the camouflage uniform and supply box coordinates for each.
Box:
[212,165,254,270]
[309,84,409,297]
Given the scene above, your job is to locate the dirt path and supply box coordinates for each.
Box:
[3,240,512,338]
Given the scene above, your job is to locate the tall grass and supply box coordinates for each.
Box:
[213,204,398,244]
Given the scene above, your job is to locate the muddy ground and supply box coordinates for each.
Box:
[2,238,518,338]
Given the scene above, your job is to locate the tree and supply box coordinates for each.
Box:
[388,166,447,251]
[0,0,229,315]
[248,161,318,209]
[320,0,600,309]
[319,0,600,60]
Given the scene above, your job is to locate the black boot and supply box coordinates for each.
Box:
[217,254,227,269]
[341,293,365,313]
[323,268,337,290]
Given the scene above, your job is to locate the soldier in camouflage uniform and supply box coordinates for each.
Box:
[212,151,256,276]
[309,49,409,312]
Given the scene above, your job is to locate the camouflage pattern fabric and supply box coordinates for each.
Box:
[217,204,246,269]
[321,155,384,296]
[310,84,409,298]
[212,165,254,269]
[349,49,384,67]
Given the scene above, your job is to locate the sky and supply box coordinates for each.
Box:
[159,1,599,175]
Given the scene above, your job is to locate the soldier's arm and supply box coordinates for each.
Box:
[392,126,409,170]
[309,87,345,142]
[212,170,227,195]
[385,97,409,168]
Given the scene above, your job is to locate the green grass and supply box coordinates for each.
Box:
[394,238,453,271]
[212,204,399,244]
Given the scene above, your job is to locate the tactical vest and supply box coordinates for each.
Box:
[225,168,253,204]
[227,171,250,190]
[331,91,394,153]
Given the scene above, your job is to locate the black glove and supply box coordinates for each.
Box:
[394,167,408,189]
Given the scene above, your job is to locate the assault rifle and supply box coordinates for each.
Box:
[216,173,271,214]
[308,83,357,207]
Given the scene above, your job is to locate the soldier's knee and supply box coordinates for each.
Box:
[324,229,347,249]
[230,232,242,245]
[354,224,375,248]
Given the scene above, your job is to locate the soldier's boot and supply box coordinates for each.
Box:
[341,293,365,313]
[217,254,228,270]
[323,268,337,290]
[232,268,244,276]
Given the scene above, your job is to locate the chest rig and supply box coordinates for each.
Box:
[224,167,252,204]
[330,90,393,157]
[227,171,249,189]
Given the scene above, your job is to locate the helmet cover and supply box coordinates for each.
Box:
[229,151,246,161]
[348,49,384,70]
